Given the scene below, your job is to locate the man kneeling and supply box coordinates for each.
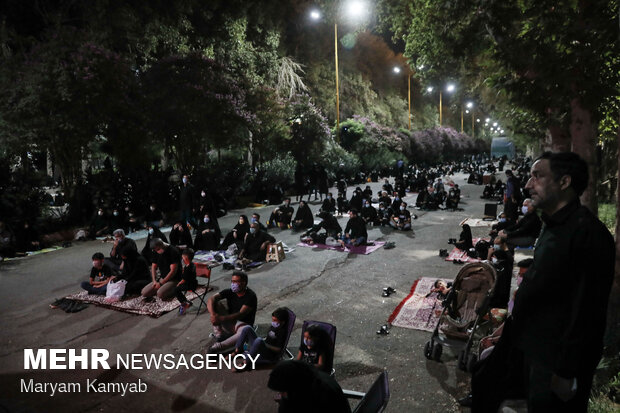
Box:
[207,271,257,353]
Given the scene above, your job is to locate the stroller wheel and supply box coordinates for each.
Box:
[466,353,478,372]
[458,350,467,371]
[431,342,443,361]
[424,341,433,359]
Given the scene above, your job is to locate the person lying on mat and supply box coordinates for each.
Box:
[207,271,257,353]
[428,279,452,299]
[176,248,198,315]
[232,307,290,371]
[296,324,334,374]
[140,238,182,300]
[80,252,115,295]
[338,208,367,248]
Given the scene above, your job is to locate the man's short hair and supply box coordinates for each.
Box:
[150,238,165,250]
[253,213,260,219]
[182,248,195,260]
[113,228,126,237]
[232,270,248,284]
[537,152,589,196]
[505,169,513,176]
[92,252,105,260]
[349,208,359,215]
[284,197,291,202]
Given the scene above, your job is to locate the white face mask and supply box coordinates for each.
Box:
[522,206,529,214]
[201,192,206,197]
[148,228,154,235]
[113,211,119,216]
[182,178,188,184]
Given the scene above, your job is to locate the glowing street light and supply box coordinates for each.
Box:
[346,1,368,20]
[393,66,401,74]
[310,10,321,20]
[426,86,434,93]
[393,66,414,129]
[439,83,456,126]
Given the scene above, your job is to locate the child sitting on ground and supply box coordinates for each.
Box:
[177,248,198,315]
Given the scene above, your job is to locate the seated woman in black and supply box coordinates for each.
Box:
[220,215,250,251]
[141,225,168,264]
[454,224,474,251]
[296,324,333,373]
[291,200,314,230]
[176,248,198,315]
[233,307,290,370]
[169,220,193,250]
[193,214,219,251]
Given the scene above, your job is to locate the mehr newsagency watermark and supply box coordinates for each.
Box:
[21,349,258,396]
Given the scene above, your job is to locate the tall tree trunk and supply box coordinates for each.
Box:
[546,124,571,152]
[605,110,620,354]
[569,97,598,214]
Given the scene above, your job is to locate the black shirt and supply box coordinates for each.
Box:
[242,230,276,261]
[218,287,257,325]
[180,262,197,290]
[344,216,368,239]
[505,212,542,239]
[511,201,615,378]
[155,245,182,282]
[90,265,114,282]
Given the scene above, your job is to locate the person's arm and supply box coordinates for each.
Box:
[150,262,161,289]
[159,263,178,284]
[315,353,325,370]
[218,304,253,324]
[296,350,302,361]
[207,292,223,324]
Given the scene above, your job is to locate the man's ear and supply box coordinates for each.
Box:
[559,175,572,191]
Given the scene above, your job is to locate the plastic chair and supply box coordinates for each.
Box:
[343,370,390,413]
[191,262,212,315]
[300,320,337,376]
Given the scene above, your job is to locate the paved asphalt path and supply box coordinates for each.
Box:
[0,172,509,413]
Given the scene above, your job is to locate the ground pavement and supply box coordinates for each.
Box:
[0,172,513,413]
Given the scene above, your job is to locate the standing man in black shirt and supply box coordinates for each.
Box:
[474,152,614,412]
[339,208,367,247]
[207,271,258,353]
[140,238,182,300]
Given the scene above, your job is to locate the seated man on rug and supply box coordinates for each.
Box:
[319,192,336,215]
[238,222,276,263]
[176,248,198,315]
[378,191,392,207]
[497,198,542,250]
[390,202,412,231]
[107,229,137,272]
[207,271,257,353]
[360,199,379,226]
[141,238,182,300]
[267,198,294,229]
[339,208,367,248]
[301,211,342,245]
[81,252,115,295]
[117,246,151,296]
[291,200,314,230]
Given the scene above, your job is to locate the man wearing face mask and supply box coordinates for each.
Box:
[497,198,542,250]
[207,271,257,353]
[238,223,276,262]
[339,208,367,247]
[390,201,412,231]
[360,199,378,226]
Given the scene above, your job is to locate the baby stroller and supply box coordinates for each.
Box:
[424,262,497,372]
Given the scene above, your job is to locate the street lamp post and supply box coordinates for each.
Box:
[440,83,455,127]
[393,66,413,130]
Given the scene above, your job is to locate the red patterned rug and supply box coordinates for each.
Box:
[388,277,452,332]
[66,287,209,317]
[444,237,486,262]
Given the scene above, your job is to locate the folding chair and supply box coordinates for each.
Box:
[282,308,297,359]
[343,370,390,413]
[190,262,212,315]
[300,320,337,376]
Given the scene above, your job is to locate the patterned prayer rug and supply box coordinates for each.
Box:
[388,277,452,332]
[66,287,208,317]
